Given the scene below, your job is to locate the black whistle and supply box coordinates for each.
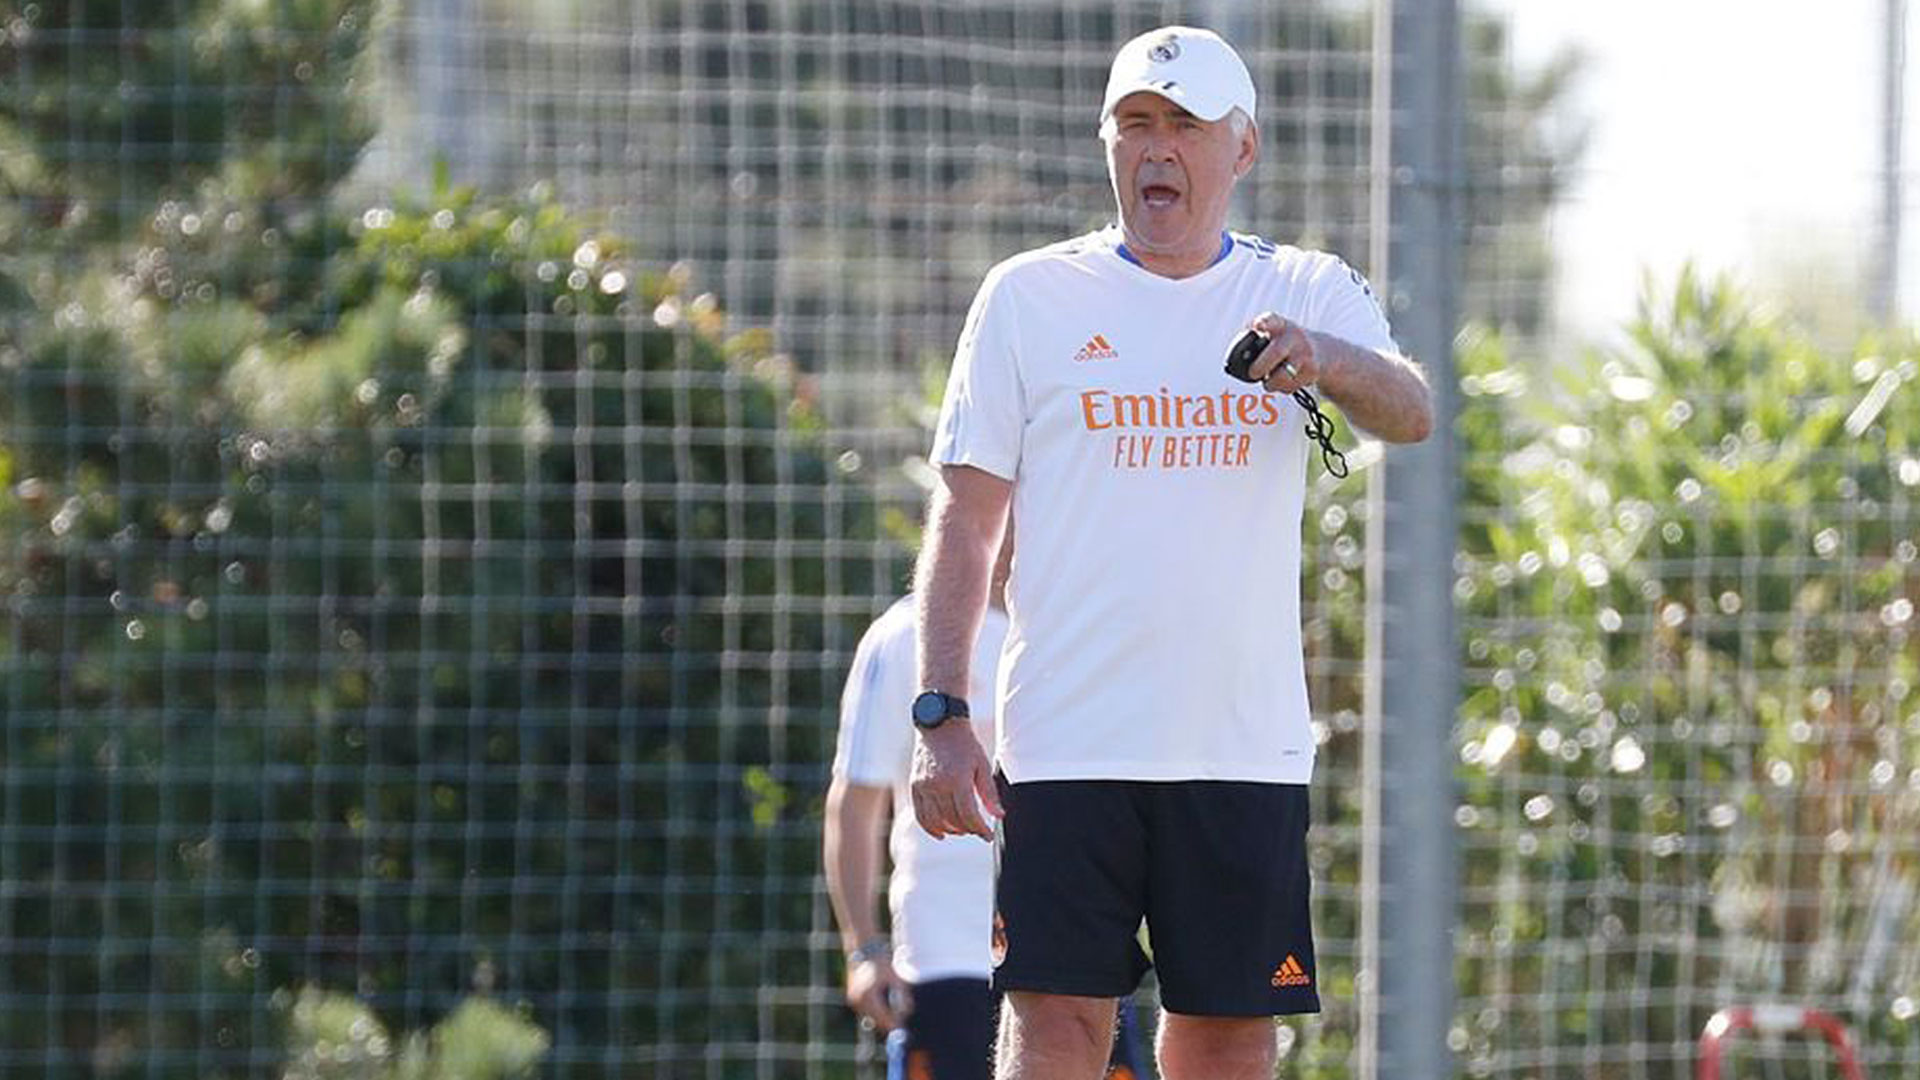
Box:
[1224,328,1268,383]
[1220,326,1351,479]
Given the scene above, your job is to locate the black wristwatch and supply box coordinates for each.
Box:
[910,690,970,731]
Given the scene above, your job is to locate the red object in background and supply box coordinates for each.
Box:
[1697,1005,1865,1080]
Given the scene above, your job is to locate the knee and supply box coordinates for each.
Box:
[1156,1014,1276,1080]
[1000,993,1115,1077]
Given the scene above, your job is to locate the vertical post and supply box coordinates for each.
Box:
[1360,0,1460,1078]
[1874,0,1907,324]
[1355,4,1394,1075]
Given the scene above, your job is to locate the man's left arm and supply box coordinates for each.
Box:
[1310,332,1433,445]
[1245,312,1433,445]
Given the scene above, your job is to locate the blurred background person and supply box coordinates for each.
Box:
[826,531,1145,1079]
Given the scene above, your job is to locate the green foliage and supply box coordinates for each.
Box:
[2,13,902,1070]
[0,0,379,236]
[0,179,897,1069]
[1451,267,1920,1070]
[282,989,547,1080]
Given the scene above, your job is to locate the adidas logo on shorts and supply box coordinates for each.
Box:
[1270,954,1311,988]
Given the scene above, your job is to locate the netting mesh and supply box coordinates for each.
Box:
[360,2,1389,1074]
[1451,306,1920,1079]
[363,2,1383,427]
[4,1,1918,1078]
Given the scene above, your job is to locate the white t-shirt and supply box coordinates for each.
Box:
[831,595,1009,983]
[930,226,1397,785]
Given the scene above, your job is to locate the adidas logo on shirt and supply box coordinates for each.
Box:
[1072,333,1119,363]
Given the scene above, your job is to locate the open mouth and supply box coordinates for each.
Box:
[1140,184,1182,208]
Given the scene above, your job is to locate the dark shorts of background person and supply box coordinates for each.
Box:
[991,773,1320,1017]
[883,977,1150,1080]
[886,978,996,1080]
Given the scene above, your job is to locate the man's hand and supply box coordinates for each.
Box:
[1243,311,1433,444]
[1245,312,1320,395]
[845,952,910,1031]
[909,721,1000,841]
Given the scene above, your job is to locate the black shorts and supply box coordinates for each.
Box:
[890,978,996,1080]
[991,774,1320,1017]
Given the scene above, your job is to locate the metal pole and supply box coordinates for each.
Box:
[1355,4,1395,1076]
[1361,0,1461,1078]
[1875,0,1907,324]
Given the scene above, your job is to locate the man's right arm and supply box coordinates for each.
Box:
[910,464,1011,840]
[823,777,907,1031]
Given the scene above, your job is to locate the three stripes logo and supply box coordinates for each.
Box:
[1270,954,1312,988]
[1073,333,1120,363]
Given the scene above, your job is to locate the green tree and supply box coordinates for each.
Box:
[1451,271,1920,1074]
[1,175,897,1072]
[0,0,377,237]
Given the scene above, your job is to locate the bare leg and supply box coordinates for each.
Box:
[996,992,1117,1080]
[1156,1012,1278,1080]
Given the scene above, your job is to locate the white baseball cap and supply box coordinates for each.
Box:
[1099,25,1257,125]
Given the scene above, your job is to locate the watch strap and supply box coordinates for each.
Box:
[846,937,890,966]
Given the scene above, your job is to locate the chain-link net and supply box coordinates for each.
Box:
[8,2,1914,1079]
[2,2,1388,1075]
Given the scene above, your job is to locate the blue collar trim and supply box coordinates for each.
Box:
[1114,231,1234,270]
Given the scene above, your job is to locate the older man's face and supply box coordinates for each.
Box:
[1104,92,1257,274]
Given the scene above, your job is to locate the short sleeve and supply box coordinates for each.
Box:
[1309,257,1399,356]
[930,266,1026,481]
[831,607,916,787]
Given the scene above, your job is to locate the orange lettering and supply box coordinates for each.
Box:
[1083,389,1281,433]
[1111,394,1160,427]
[1081,390,1111,430]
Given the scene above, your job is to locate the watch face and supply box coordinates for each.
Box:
[912,691,966,727]
[911,692,946,726]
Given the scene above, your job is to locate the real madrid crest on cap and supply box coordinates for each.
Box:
[1147,35,1180,63]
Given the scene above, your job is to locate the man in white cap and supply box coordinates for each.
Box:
[906,24,1432,1080]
